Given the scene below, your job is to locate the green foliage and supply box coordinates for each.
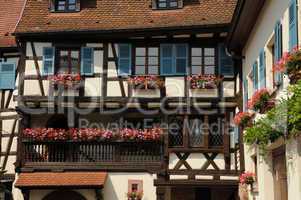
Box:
[288,81,301,135]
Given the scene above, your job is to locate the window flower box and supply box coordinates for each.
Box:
[23,127,163,142]
[48,74,81,89]
[128,76,163,90]
[273,46,301,84]
[247,88,275,114]
[187,75,223,89]
[127,191,143,200]
[234,112,254,128]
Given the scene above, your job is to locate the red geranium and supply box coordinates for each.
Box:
[187,74,223,89]
[48,74,81,88]
[233,112,253,127]
[128,75,163,89]
[239,172,256,185]
[247,88,272,111]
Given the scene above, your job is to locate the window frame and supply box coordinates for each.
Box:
[55,47,81,75]
[53,0,79,12]
[157,0,180,9]
[134,46,160,75]
[191,47,217,75]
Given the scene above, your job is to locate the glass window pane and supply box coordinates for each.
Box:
[119,59,131,74]
[58,51,69,74]
[204,48,215,56]
[205,57,215,65]
[71,51,79,73]
[192,57,202,65]
[170,1,178,7]
[136,48,146,56]
[135,57,145,65]
[192,66,202,75]
[135,66,145,75]
[148,57,158,65]
[148,48,158,56]
[149,66,159,74]
[176,59,186,74]
[69,0,76,3]
[204,66,215,75]
[68,5,76,10]
[192,48,202,56]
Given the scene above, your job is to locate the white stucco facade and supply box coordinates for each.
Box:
[241,0,301,199]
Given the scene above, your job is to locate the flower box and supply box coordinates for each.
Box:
[234,112,253,128]
[248,88,274,114]
[273,46,301,84]
[48,74,81,89]
[127,191,143,200]
[187,75,223,89]
[128,76,163,90]
[23,127,163,142]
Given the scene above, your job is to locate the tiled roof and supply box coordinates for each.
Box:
[15,172,107,188]
[0,0,25,47]
[15,0,237,34]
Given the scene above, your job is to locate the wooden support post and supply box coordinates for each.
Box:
[17,41,26,99]
[30,42,45,96]
[224,116,230,170]
[239,126,245,172]
[204,115,209,148]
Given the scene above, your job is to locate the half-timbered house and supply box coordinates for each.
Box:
[6,0,244,199]
[0,0,25,199]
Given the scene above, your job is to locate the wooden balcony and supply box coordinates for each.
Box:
[20,140,164,172]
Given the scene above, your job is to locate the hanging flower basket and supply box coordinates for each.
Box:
[48,74,81,89]
[239,172,256,186]
[247,88,274,114]
[233,112,254,128]
[23,127,163,142]
[273,46,301,84]
[128,76,163,90]
[187,75,223,89]
[127,191,143,200]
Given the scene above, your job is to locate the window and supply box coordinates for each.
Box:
[188,116,205,147]
[168,116,184,147]
[252,61,259,92]
[135,47,159,75]
[259,50,266,88]
[0,62,16,90]
[157,0,179,9]
[274,21,283,85]
[243,79,248,111]
[128,180,143,193]
[289,0,298,51]
[55,0,77,11]
[160,44,188,75]
[118,44,132,76]
[191,47,216,75]
[56,48,80,74]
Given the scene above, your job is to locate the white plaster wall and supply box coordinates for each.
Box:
[242,1,301,199]
[103,173,157,200]
[29,189,95,200]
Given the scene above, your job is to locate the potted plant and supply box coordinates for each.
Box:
[247,88,274,114]
[187,74,223,89]
[273,46,301,84]
[233,112,253,128]
[239,171,256,186]
[48,74,81,89]
[127,191,143,200]
[128,76,163,90]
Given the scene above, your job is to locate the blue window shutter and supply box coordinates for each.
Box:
[289,0,298,51]
[259,50,266,88]
[81,47,94,75]
[174,44,188,75]
[243,79,248,111]
[160,44,174,75]
[274,22,283,84]
[0,63,16,89]
[42,47,55,75]
[118,44,131,76]
[219,44,234,76]
[253,61,258,91]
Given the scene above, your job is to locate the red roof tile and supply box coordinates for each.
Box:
[0,0,25,47]
[15,0,237,34]
[15,172,107,188]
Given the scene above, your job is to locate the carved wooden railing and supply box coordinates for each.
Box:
[21,140,164,171]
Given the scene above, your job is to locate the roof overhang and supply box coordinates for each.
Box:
[15,172,107,189]
[226,0,266,53]
[14,24,230,40]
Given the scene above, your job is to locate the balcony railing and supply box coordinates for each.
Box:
[21,140,164,170]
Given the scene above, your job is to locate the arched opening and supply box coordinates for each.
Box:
[42,190,86,200]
